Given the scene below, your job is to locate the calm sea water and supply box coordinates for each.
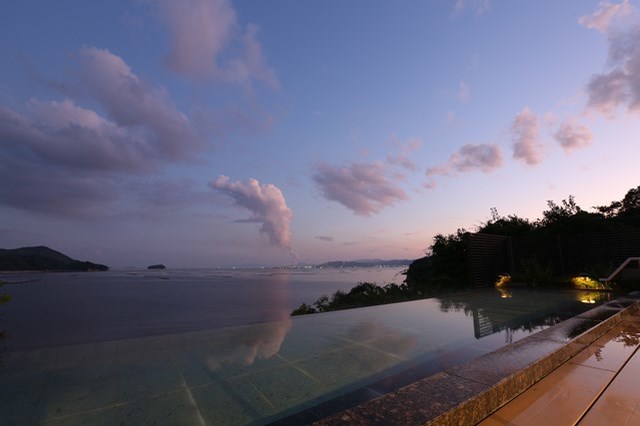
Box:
[0,267,406,350]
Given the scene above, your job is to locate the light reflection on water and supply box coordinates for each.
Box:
[0,271,616,425]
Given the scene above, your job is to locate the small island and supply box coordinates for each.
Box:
[147,264,167,270]
[0,246,108,271]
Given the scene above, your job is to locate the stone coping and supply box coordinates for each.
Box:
[313,292,640,425]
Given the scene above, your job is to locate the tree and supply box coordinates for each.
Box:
[479,208,533,236]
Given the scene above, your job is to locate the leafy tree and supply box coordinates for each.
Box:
[293,184,640,316]
[595,185,640,221]
[479,208,533,236]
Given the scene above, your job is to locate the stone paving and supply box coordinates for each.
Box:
[481,307,640,425]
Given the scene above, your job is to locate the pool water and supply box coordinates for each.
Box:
[0,288,613,425]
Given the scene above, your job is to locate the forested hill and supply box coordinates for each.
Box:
[0,246,108,271]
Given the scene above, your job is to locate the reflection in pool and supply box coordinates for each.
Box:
[0,287,615,425]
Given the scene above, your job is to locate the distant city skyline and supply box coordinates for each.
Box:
[1,1,639,267]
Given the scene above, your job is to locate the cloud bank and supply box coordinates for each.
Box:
[313,162,408,216]
[155,0,277,87]
[511,107,542,165]
[0,47,204,216]
[209,176,294,253]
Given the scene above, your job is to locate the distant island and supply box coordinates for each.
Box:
[0,246,108,271]
[147,264,167,270]
[315,259,412,268]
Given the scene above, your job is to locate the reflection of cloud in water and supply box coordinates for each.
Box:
[205,318,292,371]
[205,270,292,370]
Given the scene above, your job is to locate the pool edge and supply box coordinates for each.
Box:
[312,293,640,426]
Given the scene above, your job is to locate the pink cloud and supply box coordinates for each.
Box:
[386,136,423,171]
[0,47,206,216]
[76,47,203,161]
[554,119,593,152]
[155,0,278,87]
[313,162,408,216]
[511,107,543,165]
[209,176,294,254]
[583,5,640,116]
[579,0,633,34]
[425,142,502,187]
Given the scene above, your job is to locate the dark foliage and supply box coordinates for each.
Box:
[0,246,108,271]
[293,185,640,315]
[291,282,414,315]
[405,185,640,292]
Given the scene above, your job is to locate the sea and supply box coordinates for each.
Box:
[0,267,406,351]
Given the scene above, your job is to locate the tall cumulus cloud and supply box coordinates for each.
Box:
[312,162,408,216]
[209,176,294,254]
[511,107,543,165]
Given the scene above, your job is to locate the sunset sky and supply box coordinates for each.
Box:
[1,0,639,267]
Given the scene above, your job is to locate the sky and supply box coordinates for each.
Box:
[1,0,640,268]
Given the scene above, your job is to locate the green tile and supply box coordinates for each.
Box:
[294,344,401,390]
[191,379,276,425]
[38,365,121,419]
[116,390,204,425]
[239,364,326,411]
[39,406,120,426]
[117,356,183,400]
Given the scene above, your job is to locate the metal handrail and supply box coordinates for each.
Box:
[599,257,640,282]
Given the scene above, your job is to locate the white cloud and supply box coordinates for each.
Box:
[209,176,294,254]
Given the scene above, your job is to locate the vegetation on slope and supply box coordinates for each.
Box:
[293,185,640,316]
[0,246,108,271]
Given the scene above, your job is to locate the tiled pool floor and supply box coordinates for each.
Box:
[0,289,613,425]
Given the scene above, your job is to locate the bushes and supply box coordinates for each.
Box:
[291,281,413,315]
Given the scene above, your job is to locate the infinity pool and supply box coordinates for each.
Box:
[0,288,613,425]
